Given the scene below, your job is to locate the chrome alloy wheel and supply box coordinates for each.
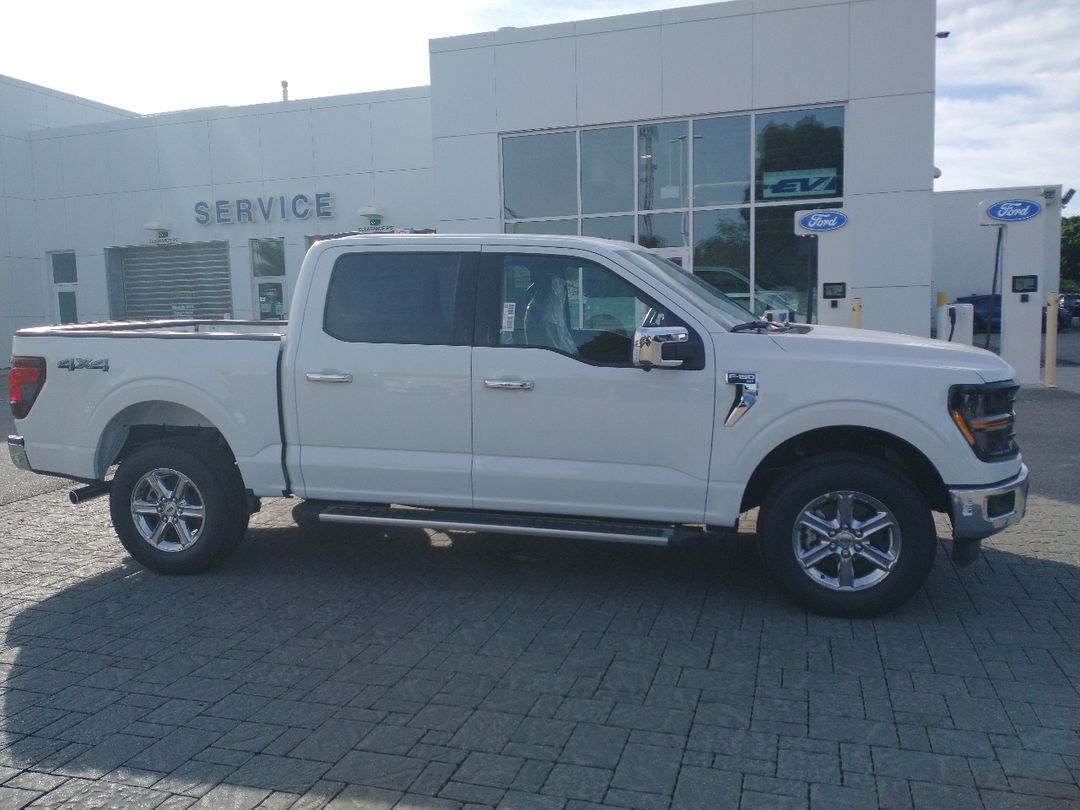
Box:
[791,490,902,591]
[129,467,206,552]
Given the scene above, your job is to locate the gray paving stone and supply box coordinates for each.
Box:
[670,766,741,809]
[608,703,692,736]
[53,732,154,778]
[611,743,680,796]
[497,790,565,810]
[808,716,899,747]
[926,727,995,758]
[511,760,554,794]
[738,790,808,810]
[126,727,221,773]
[289,718,373,762]
[155,760,236,798]
[439,780,505,806]
[540,763,609,802]
[214,722,287,753]
[996,747,1074,783]
[871,747,974,787]
[449,711,522,754]
[908,782,985,810]
[189,783,271,810]
[688,726,777,761]
[1015,725,1080,755]
[559,724,628,769]
[0,786,39,810]
[809,783,877,810]
[228,754,331,794]
[325,751,427,791]
[604,787,671,810]
[511,718,574,748]
[454,753,524,790]
[776,748,841,784]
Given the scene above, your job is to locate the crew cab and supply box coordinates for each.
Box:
[8,235,1028,615]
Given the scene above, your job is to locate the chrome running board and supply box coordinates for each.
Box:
[301,502,677,546]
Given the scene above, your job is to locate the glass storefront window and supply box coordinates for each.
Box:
[638,120,688,211]
[582,215,634,242]
[638,212,687,249]
[692,209,753,309]
[756,107,843,201]
[581,127,633,215]
[504,219,578,235]
[755,204,833,323]
[503,132,577,219]
[500,106,845,324]
[251,238,286,277]
[693,116,751,206]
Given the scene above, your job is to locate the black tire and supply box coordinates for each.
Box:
[109,441,246,574]
[758,453,936,617]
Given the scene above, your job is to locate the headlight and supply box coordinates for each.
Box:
[949,381,1019,462]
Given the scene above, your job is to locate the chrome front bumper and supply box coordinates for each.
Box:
[949,464,1029,540]
[7,436,31,471]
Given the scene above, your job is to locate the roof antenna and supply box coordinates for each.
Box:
[281,80,289,102]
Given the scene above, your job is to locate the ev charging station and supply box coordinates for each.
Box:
[979,194,1059,384]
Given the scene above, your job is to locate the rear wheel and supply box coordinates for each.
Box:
[109,441,245,574]
[759,453,937,617]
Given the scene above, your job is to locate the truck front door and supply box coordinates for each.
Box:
[471,248,715,523]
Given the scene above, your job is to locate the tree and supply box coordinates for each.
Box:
[1063,216,1080,292]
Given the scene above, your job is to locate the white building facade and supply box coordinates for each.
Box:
[0,0,1064,367]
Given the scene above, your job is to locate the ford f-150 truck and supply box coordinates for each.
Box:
[7,234,1028,616]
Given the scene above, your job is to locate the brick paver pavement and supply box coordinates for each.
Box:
[0,391,1076,809]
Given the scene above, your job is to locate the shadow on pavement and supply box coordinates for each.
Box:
[0,509,1076,807]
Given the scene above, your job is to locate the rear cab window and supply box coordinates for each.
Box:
[324,251,478,345]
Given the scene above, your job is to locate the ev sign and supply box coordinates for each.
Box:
[763,169,837,199]
[986,199,1041,222]
[795,209,848,234]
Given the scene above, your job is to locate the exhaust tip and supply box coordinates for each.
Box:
[69,483,110,505]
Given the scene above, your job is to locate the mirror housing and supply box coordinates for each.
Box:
[633,326,690,369]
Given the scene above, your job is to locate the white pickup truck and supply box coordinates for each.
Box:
[8,234,1028,615]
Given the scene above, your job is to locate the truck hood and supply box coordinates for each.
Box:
[764,324,1016,383]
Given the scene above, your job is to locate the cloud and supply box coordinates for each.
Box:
[934,0,1080,198]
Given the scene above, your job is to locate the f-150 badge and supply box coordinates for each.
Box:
[726,372,757,386]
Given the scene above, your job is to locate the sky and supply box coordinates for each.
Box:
[2,0,1077,205]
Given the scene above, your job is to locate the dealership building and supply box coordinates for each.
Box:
[0,0,1064,381]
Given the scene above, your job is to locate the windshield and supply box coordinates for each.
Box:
[619,249,756,328]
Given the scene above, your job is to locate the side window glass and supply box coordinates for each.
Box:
[324,252,470,345]
[492,254,673,365]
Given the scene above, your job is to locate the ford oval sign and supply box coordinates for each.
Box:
[799,210,848,232]
[987,199,1041,222]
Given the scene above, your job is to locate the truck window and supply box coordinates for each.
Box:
[480,253,672,365]
[324,252,475,345]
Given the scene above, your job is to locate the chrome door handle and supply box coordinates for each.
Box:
[306,372,353,384]
[484,379,534,391]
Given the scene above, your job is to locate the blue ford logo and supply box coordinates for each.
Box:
[987,199,1041,222]
[799,210,848,232]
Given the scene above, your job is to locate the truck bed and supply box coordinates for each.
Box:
[11,320,287,493]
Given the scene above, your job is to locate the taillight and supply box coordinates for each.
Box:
[9,356,47,419]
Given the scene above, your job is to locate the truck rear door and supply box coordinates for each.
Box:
[291,245,479,507]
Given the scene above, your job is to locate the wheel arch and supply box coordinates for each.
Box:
[740,425,949,515]
[96,400,236,477]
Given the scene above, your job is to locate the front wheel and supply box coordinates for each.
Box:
[759,453,937,617]
[109,442,245,574]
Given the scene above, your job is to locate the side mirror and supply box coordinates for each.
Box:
[633,325,690,369]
